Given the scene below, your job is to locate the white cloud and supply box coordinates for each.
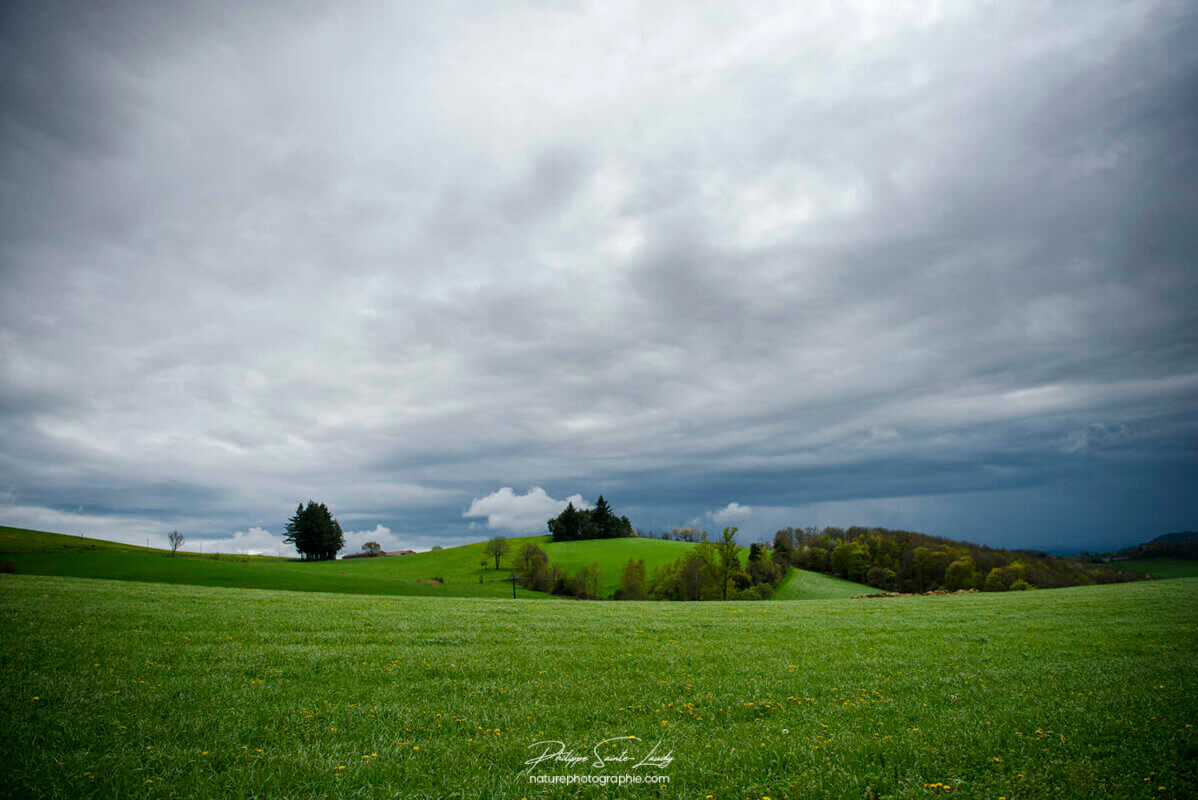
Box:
[463,486,589,534]
[339,524,480,556]
[707,502,753,524]
[340,524,399,555]
[202,526,285,557]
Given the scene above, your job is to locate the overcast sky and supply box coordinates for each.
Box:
[2,0,1196,556]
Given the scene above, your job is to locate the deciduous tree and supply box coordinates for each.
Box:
[698,526,743,600]
[617,557,648,600]
[483,535,509,569]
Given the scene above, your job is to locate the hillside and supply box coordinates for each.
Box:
[775,525,1149,593]
[0,526,168,555]
[541,536,697,594]
[772,567,872,600]
[0,525,539,599]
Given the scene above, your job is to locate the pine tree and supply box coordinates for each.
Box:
[591,495,614,538]
[549,501,581,541]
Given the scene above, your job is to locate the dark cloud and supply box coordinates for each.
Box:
[1,1,1196,553]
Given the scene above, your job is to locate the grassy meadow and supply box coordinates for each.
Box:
[2,572,1196,799]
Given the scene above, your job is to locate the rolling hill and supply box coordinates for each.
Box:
[0,525,870,601]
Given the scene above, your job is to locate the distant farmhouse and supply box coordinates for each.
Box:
[341,549,416,560]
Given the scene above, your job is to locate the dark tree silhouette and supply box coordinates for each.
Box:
[283,501,344,561]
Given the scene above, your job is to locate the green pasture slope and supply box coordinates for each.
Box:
[1,526,866,601]
[2,574,1195,799]
[772,566,872,600]
[1108,558,1198,579]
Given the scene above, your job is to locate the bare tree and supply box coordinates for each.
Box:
[168,530,185,555]
[483,535,509,569]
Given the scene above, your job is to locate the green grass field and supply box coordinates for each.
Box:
[1107,559,1198,579]
[1,574,1194,799]
[1,526,869,602]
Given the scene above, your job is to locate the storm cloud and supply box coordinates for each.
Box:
[2,0,1196,553]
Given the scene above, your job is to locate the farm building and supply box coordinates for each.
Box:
[341,548,417,559]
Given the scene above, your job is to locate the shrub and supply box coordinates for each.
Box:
[549,564,572,596]
[867,565,897,590]
[984,567,1009,592]
[945,556,981,591]
[617,557,648,600]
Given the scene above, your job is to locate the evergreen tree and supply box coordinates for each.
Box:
[591,495,615,538]
[548,501,581,541]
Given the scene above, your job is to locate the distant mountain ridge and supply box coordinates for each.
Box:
[1149,531,1198,544]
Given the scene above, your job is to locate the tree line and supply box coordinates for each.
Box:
[772,525,1149,592]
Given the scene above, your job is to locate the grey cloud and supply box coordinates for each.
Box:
[1,1,1196,550]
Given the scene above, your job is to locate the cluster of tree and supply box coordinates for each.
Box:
[647,528,787,601]
[511,542,604,599]
[1106,531,1198,562]
[659,526,702,542]
[547,496,634,541]
[771,525,1149,592]
[284,500,344,561]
